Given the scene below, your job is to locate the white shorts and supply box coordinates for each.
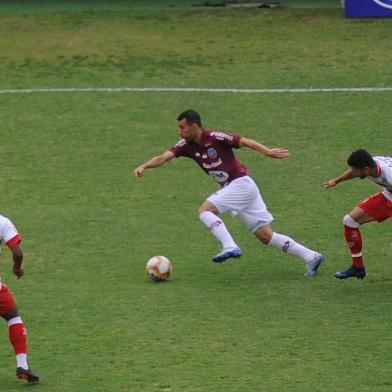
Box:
[207,176,274,232]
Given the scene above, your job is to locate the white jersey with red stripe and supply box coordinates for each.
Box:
[0,214,22,286]
[371,156,392,201]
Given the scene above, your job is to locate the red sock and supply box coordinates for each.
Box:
[8,321,27,355]
[344,225,364,268]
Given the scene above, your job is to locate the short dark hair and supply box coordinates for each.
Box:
[177,110,202,127]
[347,149,376,169]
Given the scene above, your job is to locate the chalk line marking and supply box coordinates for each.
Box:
[0,87,392,94]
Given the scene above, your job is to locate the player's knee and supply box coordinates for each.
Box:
[343,214,360,228]
[198,206,219,216]
[260,234,272,245]
[255,228,272,244]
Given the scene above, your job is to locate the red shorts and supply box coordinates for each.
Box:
[358,192,392,222]
[0,282,16,315]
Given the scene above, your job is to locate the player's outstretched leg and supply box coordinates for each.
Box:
[255,225,324,276]
[199,211,242,263]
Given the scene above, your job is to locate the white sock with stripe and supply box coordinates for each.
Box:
[268,232,316,262]
[199,211,238,250]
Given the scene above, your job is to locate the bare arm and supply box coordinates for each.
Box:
[10,243,24,279]
[133,150,175,177]
[239,137,290,159]
[324,168,357,188]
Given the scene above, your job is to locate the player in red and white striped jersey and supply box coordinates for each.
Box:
[325,149,392,280]
[0,214,39,383]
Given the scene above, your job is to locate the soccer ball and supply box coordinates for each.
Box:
[146,256,172,282]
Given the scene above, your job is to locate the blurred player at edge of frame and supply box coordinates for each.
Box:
[133,110,324,276]
[325,149,392,280]
[0,214,39,383]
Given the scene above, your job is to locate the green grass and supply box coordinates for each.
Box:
[0,0,341,12]
[0,2,391,391]
[0,8,391,90]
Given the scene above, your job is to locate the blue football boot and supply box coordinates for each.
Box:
[305,253,324,276]
[212,247,242,263]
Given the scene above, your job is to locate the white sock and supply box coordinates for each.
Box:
[16,353,28,370]
[7,316,23,327]
[268,232,316,262]
[199,211,238,250]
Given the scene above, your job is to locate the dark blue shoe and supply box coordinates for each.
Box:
[334,266,366,280]
[212,248,242,263]
[305,253,324,276]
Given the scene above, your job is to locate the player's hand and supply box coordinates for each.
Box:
[133,166,145,177]
[267,148,290,159]
[12,265,24,279]
[324,179,338,188]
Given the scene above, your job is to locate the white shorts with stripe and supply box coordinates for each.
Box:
[207,176,273,232]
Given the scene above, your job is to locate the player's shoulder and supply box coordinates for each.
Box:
[374,156,392,166]
[0,214,15,232]
[374,156,392,174]
[0,214,10,225]
[173,138,187,148]
[205,128,236,142]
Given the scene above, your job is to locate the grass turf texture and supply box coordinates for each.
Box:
[1,6,392,89]
[0,2,392,392]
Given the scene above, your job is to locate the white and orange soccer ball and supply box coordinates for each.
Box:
[146,256,172,282]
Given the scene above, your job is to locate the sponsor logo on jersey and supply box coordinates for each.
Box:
[207,148,218,159]
[209,170,229,183]
[202,159,223,169]
[210,131,233,142]
[373,0,392,9]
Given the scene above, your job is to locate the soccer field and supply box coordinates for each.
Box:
[0,1,392,391]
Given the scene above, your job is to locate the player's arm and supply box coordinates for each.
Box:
[324,168,357,188]
[10,243,24,279]
[239,137,289,159]
[133,150,175,177]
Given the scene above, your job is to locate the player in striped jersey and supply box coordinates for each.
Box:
[325,149,392,280]
[0,214,39,383]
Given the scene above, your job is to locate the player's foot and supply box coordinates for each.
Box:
[16,367,39,384]
[334,266,366,280]
[212,247,242,263]
[305,253,324,276]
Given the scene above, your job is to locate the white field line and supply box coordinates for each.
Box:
[0,87,392,94]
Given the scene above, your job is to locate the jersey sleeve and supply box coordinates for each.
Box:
[0,218,21,248]
[210,130,241,149]
[169,139,188,157]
